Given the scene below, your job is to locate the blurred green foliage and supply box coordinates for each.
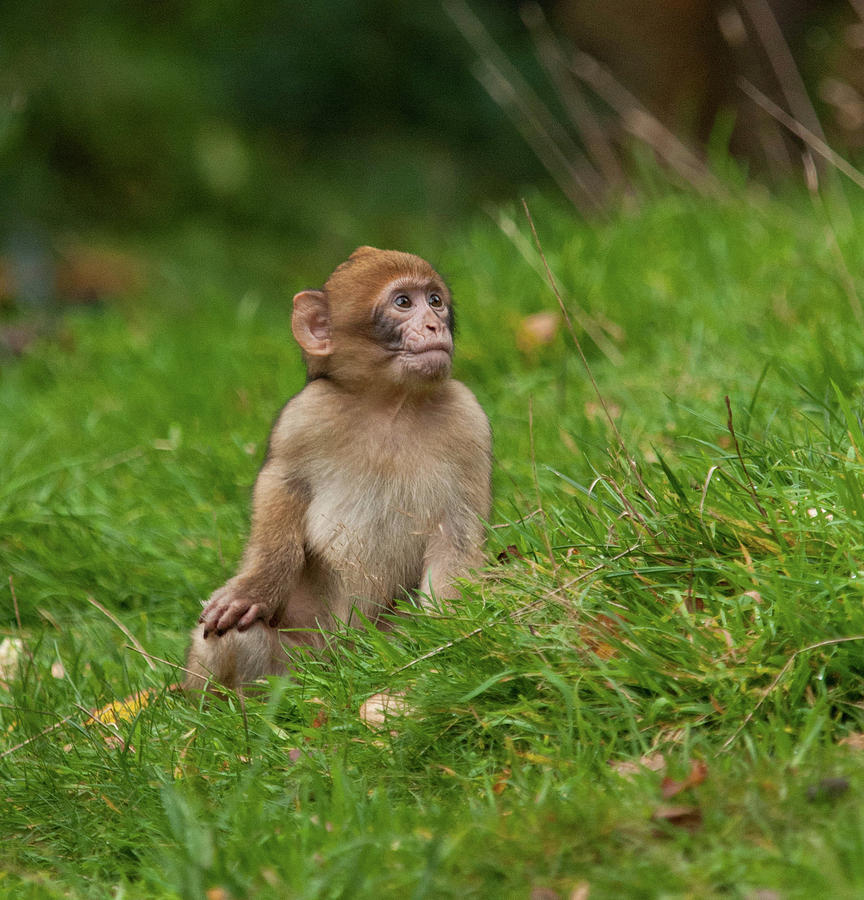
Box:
[0,0,545,243]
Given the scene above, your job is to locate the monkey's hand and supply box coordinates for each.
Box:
[199,578,280,638]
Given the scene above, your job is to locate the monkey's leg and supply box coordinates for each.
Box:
[184,622,291,693]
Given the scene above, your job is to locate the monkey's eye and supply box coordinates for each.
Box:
[394,295,412,309]
[428,294,443,308]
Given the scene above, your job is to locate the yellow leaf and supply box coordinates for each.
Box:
[86,689,155,727]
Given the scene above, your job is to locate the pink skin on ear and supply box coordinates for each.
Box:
[292,290,332,357]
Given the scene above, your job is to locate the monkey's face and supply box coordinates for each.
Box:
[293,248,456,391]
[369,278,454,384]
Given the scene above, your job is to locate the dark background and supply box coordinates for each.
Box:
[1,0,861,274]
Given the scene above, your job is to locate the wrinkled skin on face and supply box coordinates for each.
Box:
[291,247,455,392]
[370,278,454,383]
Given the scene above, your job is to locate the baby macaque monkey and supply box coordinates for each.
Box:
[185,247,491,692]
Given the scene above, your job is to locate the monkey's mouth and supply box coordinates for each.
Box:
[399,344,452,378]
[402,341,452,357]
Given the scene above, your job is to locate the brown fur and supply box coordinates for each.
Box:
[185,248,491,693]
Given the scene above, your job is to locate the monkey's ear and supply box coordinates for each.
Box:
[292,290,332,356]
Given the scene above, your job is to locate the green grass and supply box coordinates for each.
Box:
[3,186,864,898]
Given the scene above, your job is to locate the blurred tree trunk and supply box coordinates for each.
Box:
[552,0,848,174]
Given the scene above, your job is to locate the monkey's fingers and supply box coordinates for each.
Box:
[209,600,267,636]
[236,604,267,631]
[199,598,246,637]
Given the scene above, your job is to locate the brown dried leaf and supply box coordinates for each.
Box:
[839,732,864,751]
[651,804,703,832]
[495,545,525,564]
[359,691,408,732]
[492,768,511,795]
[660,759,708,799]
[683,595,705,613]
[609,752,666,779]
[205,889,231,900]
[517,311,560,353]
[569,882,591,900]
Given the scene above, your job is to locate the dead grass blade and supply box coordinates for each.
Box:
[522,199,657,513]
[86,595,156,671]
[738,78,864,192]
[722,635,864,750]
[568,51,723,196]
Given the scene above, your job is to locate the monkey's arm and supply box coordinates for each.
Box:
[419,400,492,605]
[199,461,310,638]
[419,507,487,605]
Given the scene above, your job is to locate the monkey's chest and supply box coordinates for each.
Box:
[304,460,447,597]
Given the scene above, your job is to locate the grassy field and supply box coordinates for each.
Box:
[2,186,864,898]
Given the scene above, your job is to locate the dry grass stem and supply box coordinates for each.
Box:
[529,396,558,572]
[722,635,864,750]
[522,199,657,512]
[738,78,864,192]
[520,1,626,191]
[86,595,157,671]
[446,0,603,212]
[488,207,624,364]
[568,51,722,195]
[740,0,828,152]
[0,714,75,760]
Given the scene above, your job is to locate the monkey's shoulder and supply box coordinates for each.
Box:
[440,379,489,425]
[267,377,489,462]
[268,378,340,427]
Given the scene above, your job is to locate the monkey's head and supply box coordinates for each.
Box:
[292,247,455,391]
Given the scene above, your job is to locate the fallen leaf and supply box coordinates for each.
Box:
[492,768,511,794]
[86,689,155,727]
[529,888,559,900]
[517,311,560,353]
[359,691,408,732]
[609,752,666,779]
[651,804,703,832]
[569,882,591,900]
[661,759,708,799]
[0,637,25,683]
[205,889,230,900]
[495,545,524,564]
[579,614,620,660]
[684,595,705,613]
[839,732,864,751]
